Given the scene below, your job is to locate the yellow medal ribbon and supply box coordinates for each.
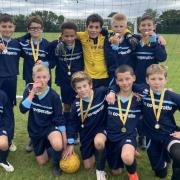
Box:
[64,43,75,75]
[80,91,94,124]
[117,94,133,126]
[150,89,165,125]
[31,38,40,62]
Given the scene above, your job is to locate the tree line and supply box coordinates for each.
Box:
[0,9,180,33]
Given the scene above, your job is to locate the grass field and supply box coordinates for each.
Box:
[0,33,179,180]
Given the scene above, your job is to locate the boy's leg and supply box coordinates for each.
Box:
[48,130,63,176]
[106,140,123,176]
[121,143,138,180]
[83,156,95,170]
[0,135,14,172]
[147,140,168,178]
[167,140,180,180]
[0,77,17,152]
[94,133,107,180]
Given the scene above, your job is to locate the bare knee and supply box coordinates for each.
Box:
[94,134,106,150]
[51,141,63,151]
[0,137,8,151]
[112,168,122,176]
[121,152,134,165]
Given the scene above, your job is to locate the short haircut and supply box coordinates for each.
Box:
[139,15,155,25]
[86,13,103,27]
[32,64,49,76]
[115,65,135,78]
[146,64,168,78]
[0,14,14,24]
[27,16,43,29]
[61,22,77,33]
[111,13,127,25]
[71,71,92,89]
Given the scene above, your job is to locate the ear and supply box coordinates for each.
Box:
[133,75,136,82]
[146,77,149,84]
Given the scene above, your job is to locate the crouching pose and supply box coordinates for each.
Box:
[19,64,67,176]
[64,71,107,180]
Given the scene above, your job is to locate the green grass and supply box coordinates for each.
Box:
[0,33,179,180]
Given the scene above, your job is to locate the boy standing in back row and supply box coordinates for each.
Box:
[0,14,21,151]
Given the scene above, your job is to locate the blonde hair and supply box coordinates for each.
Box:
[111,13,127,25]
[71,71,92,89]
[32,64,49,76]
[146,64,168,78]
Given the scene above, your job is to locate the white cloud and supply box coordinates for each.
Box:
[0,0,180,18]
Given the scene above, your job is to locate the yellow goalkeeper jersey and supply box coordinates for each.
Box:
[77,32,108,79]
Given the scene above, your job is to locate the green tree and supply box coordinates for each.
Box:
[29,11,64,32]
[157,10,180,33]
[14,14,27,32]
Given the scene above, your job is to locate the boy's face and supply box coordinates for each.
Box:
[62,29,76,46]
[146,73,167,92]
[139,19,155,36]
[28,22,43,39]
[86,22,102,39]
[33,70,50,89]
[111,21,127,35]
[116,71,135,93]
[0,21,15,38]
[74,80,92,99]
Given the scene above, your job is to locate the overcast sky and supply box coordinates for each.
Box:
[0,0,180,19]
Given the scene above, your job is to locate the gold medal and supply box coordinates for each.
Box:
[81,124,84,128]
[150,89,165,130]
[80,91,94,125]
[154,124,160,129]
[31,38,40,62]
[64,43,75,76]
[117,94,133,133]
[121,127,126,133]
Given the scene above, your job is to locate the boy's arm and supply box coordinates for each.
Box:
[46,40,58,69]
[104,37,117,79]
[153,44,167,62]
[19,86,33,113]
[168,90,180,110]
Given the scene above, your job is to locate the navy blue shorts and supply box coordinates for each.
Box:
[80,129,107,160]
[147,136,180,171]
[0,76,17,106]
[30,126,59,156]
[92,78,110,88]
[60,84,76,104]
[106,136,137,170]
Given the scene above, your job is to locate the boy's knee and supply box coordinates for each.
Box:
[52,142,63,151]
[94,137,105,150]
[37,158,47,165]
[121,153,134,165]
[111,168,122,176]
[0,140,8,151]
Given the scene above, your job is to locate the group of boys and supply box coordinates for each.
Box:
[0,11,179,180]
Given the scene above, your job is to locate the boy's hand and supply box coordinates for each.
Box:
[63,145,74,160]
[109,33,120,46]
[158,35,166,46]
[35,60,42,65]
[124,32,139,50]
[170,131,180,139]
[31,81,43,92]
[0,43,5,51]
[106,91,116,105]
